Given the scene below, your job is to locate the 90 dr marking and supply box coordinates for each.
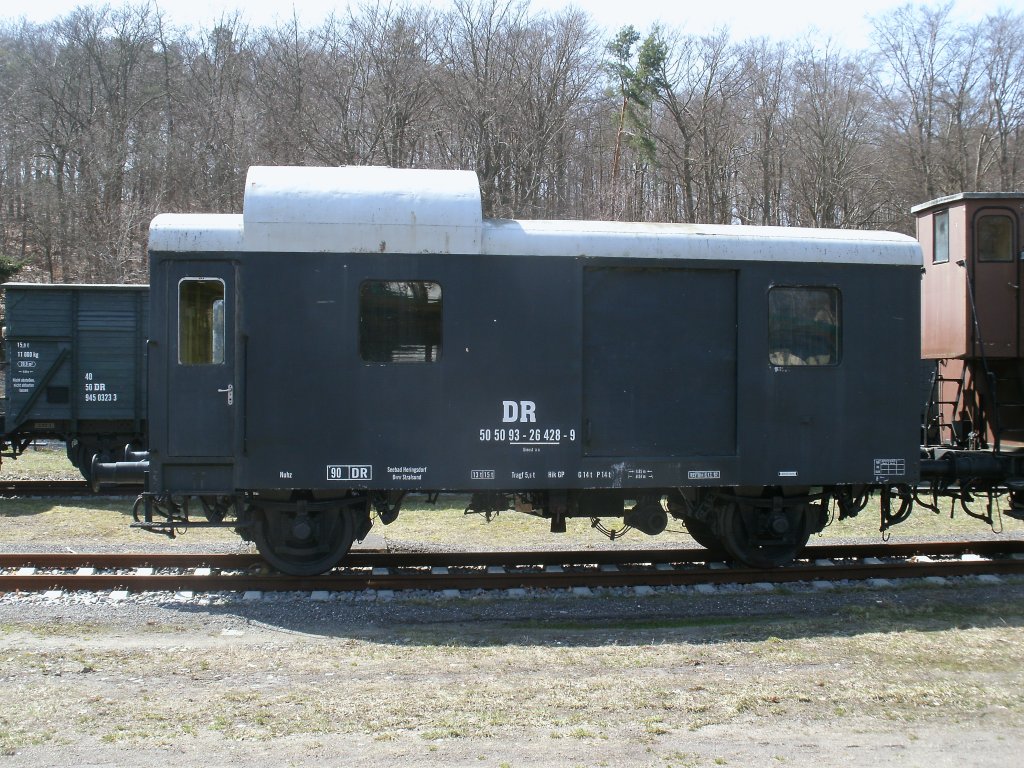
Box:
[479,428,575,443]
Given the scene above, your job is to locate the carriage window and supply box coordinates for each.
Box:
[178,279,225,365]
[768,287,840,366]
[360,281,442,363]
[933,210,949,264]
[977,214,1014,262]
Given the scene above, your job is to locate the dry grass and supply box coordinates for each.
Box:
[0,446,241,548]
[0,597,1021,752]
[0,444,81,480]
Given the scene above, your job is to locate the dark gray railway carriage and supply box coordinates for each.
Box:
[1,283,148,478]
[132,166,922,574]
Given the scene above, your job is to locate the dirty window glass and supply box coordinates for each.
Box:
[933,210,949,264]
[768,287,840,366]
[179,279,225,365]
[360,281,442,363]
[977,215,1014,263]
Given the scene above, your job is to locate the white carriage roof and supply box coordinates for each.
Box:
[148,166,922,266]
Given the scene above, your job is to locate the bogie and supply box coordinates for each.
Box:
[716,498,828,569]
[247,495,368,576]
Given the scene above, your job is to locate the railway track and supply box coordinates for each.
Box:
[1,541,1022,595]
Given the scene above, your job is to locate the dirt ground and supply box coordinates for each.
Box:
[0,579,1022,767]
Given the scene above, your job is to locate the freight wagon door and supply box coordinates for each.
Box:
[582,267,737,457]
[166,262,237,457]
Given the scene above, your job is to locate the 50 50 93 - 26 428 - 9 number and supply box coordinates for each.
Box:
[479,428,576,443]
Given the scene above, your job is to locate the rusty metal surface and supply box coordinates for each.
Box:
[918,196,1024,360]
[970,203,1022,357]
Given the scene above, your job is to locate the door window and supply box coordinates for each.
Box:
[977,214,1014,263]
[178,279,225,365]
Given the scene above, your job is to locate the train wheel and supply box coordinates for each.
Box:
[682,517,728,557]
[252,503,355,576]
[718,501,818,568]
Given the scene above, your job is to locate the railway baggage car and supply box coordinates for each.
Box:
[110,165,923,574]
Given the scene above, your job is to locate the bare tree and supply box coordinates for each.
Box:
[252,11,319,166]
[434,0,533,216]
[980,10,1024,190]
[869,1,961,201]
[0,21,44,276]
[736,39,790,225]
[502,7,600,217]
[645,29,746,223]
[172,14,256,212]
[788,43,881,228]
[297,14,365,166]
[346,2,438,168]
[935,21,986,191]
[63,4,166,280]
[2,0,1021,283]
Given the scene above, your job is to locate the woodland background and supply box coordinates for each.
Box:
[0,0,1021,283]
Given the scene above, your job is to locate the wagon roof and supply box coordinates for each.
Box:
[911,191,1024,214]
[148,166,921,266]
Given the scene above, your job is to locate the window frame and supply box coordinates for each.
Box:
[358,279,443,364]
[933,209,949,265]
[767,285,842,368]
[975,213,1014,263]
[177,277,226,366]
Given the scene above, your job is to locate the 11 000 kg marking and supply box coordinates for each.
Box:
[479,428,576,443]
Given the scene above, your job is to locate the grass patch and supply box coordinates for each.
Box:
[0,497,240,546]
[504,615,757,633]
[0,446,241,546]
[0,444,82,480]
[1,599,1022,752]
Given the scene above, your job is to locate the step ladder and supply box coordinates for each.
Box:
[925,361,966,446]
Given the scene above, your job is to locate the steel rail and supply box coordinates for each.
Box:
[0,540,1021,593]
[0,540,1021,570]
[1,559,1021,593]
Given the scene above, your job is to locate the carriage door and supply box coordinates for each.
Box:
[167,261,237,457]
[582,267,737,457]
[971,208,1019,357]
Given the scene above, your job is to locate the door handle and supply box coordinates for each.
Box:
[218,384,234,405]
